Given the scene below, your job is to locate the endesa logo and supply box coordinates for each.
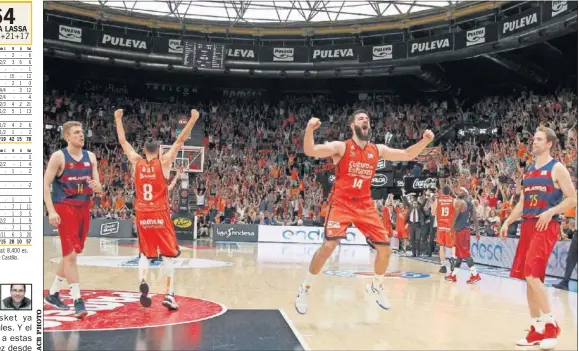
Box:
[282,228,356,242]
[471,241,504,263]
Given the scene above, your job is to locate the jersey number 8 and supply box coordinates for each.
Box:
[143,183,153,201]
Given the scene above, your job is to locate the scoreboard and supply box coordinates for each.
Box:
[183,41,225,69]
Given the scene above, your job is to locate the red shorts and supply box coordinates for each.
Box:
[436,228,454,247]
[54,203,90,256]
[510,220,559,282]
[454,227,471,259]
[136,210,180,259]
[325,200,389,245]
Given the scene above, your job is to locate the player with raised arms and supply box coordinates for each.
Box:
[500,126,577,349]
[114,108,199,311]
[43,121,102,318]
[295,110,434,313]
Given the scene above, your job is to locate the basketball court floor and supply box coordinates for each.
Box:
[43,236,578,350]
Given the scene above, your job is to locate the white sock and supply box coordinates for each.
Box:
[69,283,81,300]
[451,268,458,277]
[49,276,66,295]
[162,257,175,296]
[373,274,383,288]
[303,272,314,289]
[165,274,175,296]
[532,317,544,332]
[138,255,149,283]
[469,265,477,275]
[542,313,555,325]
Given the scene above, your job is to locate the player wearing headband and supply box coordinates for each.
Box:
[115,108,199,311]
[445,187,482,284]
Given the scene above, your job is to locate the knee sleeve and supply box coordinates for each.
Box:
[465,257,475,267]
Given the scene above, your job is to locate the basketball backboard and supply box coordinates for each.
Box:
[159,145,204,173]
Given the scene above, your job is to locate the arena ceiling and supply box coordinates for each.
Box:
[77,0,464,24]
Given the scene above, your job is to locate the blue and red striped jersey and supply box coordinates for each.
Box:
[522,158,563,220]
[52,148,93,207]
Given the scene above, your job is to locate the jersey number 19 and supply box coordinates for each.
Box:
[441,207,449,217]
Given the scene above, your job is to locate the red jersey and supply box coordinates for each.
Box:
[134,158,169,213]
[437,195,455,231]
[330,139,379,203]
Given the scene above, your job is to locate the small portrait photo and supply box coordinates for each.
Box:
[0,284,32,310]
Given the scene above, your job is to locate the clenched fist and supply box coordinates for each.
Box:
[306,117,321,131]
[114,109,124,120]
[423,129,434,141]
[190,109,199,122]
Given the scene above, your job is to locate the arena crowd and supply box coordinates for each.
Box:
[43,87,578,245]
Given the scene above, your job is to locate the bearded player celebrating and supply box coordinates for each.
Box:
[115,108,199,311]
[500,126,576,350]
[295,110,434,313]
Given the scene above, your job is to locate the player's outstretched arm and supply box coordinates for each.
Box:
[377,130,434,161]
[161,109,200,166]
[303,117,343,159]
[43,151,63,226]
[114,109,141,165]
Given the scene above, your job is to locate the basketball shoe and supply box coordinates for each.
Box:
[139,281,152,307]
[517,326,544,346]
[295,285,309,315]
[466,273,482,284]
[366,281,391,309]
[540,322,561,350]
[73,298,87,318]
[162,294,179,310]
[44,292,70,310]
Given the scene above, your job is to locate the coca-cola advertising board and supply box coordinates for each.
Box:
[404,176,438,192]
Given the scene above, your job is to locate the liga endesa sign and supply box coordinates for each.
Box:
[213,224,258,242]
[257,225,368,245]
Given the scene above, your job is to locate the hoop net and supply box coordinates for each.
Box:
[159,145,204,173]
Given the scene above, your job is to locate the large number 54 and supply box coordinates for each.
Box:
[143,183,153,201]
[352,178,363,189]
